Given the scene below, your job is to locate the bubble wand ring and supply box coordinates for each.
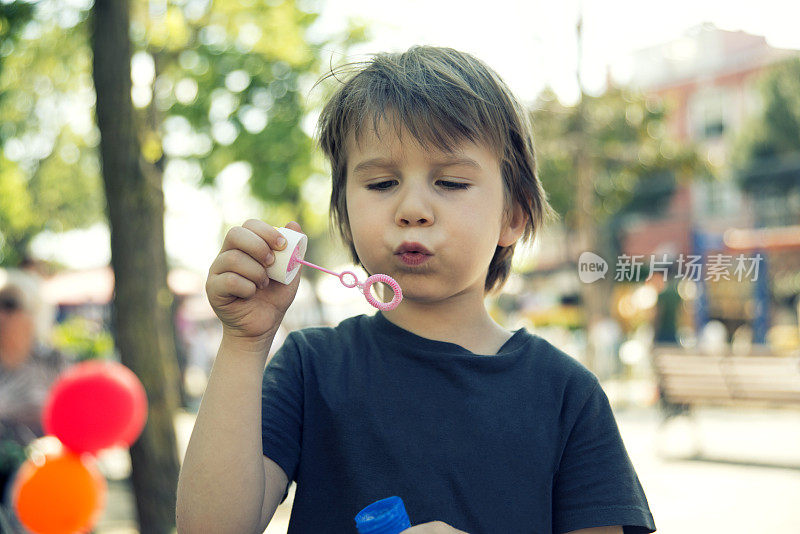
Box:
[289,256,403,311]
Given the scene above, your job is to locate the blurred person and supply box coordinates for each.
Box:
[0,268,69,503]
[653,266,681,345]
[177,46,655,534]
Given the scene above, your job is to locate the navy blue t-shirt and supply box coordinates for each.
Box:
[261,312,655,533]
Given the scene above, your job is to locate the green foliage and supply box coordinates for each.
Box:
[130,0,368,240]
[0,153,35,265]
[0,3,104,266]
[0,0,368,267]
[532,86,701,229]
[0,1,35,74]
[52,315,114,361]
[733,58,800,191]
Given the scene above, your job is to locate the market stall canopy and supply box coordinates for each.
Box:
[42,267,204,306]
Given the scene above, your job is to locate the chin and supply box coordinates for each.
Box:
[390,284,450,304]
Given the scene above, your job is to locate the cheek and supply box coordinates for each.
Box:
[344,188,364,224]
[460,203,504,244]
[346,191,383,232]
[346,205,370,244]
[345,197,380,262]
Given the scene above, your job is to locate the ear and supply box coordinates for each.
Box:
[498,203,527,248]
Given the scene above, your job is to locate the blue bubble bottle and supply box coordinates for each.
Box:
[354,496,412,534]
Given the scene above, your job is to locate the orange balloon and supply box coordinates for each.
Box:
[12,445,106,534]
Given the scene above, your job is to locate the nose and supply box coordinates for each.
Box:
[394,182,434,227]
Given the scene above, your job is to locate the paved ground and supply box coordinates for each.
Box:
[617,405,800,533]
[95,399,800,533]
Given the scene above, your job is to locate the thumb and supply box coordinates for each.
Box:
[285,220,302,233]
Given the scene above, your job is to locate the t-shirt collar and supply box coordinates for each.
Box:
[369,311,528,357]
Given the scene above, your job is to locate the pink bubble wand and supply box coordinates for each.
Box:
[288,253,403,311]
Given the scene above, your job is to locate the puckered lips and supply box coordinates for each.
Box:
[394,241,433,266]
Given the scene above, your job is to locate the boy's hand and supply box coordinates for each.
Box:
[401,522,469,533]
[206,220,303,346]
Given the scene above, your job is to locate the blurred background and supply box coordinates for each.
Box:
[1,0,799,532]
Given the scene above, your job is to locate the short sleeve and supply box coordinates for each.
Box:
[261,334,304,498]
[552,382,656,534]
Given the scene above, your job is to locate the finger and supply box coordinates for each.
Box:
[400,522,468,533]
[221,225,274,268]
[207,272,257,301]
[210,249,269,288]
[242,218,293,255]
[284,220,302,234]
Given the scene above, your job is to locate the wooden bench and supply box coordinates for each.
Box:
[650,345,800,419]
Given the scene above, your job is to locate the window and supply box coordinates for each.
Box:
[689,87,729,140]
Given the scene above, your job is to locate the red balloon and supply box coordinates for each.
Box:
[43,360,147,454]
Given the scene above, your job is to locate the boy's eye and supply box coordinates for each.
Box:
[366,180,398,191]
[438,180,470,190]
[366,179,470,191]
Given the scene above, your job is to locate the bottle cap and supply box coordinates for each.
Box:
[355,496,411,534]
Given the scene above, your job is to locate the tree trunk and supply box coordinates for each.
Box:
[574,97,602,373]
[91,1,181,532]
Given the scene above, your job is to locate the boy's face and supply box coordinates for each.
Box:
[344,118,522,304]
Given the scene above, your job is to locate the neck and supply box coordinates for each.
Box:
[381,292,510,353]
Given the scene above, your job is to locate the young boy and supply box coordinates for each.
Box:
[176,46,656,534]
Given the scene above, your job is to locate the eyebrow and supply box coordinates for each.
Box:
[351,156,482,176]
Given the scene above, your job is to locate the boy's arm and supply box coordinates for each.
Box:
[176,220,303,534]
[176,335,287,534]
[260,455,290,528]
